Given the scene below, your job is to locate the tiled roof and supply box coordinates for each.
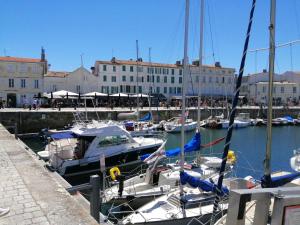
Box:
[45,71,69,78]
[0,56,42,63]
[95,59,231,70]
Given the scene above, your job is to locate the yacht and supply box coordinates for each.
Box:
[41,123,164,178]
[164,117,197,133]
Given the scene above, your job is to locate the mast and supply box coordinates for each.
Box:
[197,0,204,129]
[148,47,154,123]
[179,0,190,209]
[81,53,88,121]
[263,0,276,187]
[136,40,140,121]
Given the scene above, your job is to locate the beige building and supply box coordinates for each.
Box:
[249,81,299,104]
[44,66,98,94]
[92,58,235,100]
[0,49,47,107]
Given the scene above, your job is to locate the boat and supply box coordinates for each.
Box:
[220,119,251,129]
[43,123,164,178]
[164,117,197,133]
[104,133,234,209]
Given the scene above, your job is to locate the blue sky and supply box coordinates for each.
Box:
[1,0,300,74]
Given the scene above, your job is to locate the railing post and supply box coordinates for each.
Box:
[90,175,100,223]
[14,122,18,139]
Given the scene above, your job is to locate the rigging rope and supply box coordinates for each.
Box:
[210,0,256,224]
[207,0,216,64]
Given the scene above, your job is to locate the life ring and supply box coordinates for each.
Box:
[227,150,236,164]
[110,167,121,181]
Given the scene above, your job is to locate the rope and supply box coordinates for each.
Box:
[210,1,256,224]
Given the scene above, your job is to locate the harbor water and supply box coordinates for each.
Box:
[22,126,300,182]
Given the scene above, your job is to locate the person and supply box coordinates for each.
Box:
[0,207,9,217]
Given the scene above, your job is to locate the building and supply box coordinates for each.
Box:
[241,70,300,104]
[0,49,47,107]
[44,66,98,94]
[249,81,299,104]
[93,58,236,100]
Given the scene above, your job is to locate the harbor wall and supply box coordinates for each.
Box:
[0,107,299,133]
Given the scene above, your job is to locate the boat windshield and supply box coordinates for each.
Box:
[98,135,130,147]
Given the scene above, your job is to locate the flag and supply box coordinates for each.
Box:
[143,141,166,164]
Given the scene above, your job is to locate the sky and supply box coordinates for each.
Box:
[1,0,300,75]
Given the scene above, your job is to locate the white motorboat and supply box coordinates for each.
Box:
[221,119,251,129]
[164,117,197,133]
[104,156,234,209]
[43,123,164,178]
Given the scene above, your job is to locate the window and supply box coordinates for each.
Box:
[209,77,212,83]
[126,85,130,93]
[273,87,276,93]
[164,87,167,94]
[130,66,134,72]
[122,76,126,82]
[179,77,182,84]
[113,66,116,72]
[281,87,284,93]
[293,87,297,93]
[8,79,14,88]
[147,75,150,82]
[138,86,142,93]
[164,76,167,83]
[156,76,160,83]
[7,64,15,73]
[203,76,206,83]
[162,68,169,75]
[19,64,27,73]
[169,87,172,94]
[228,77,232,84]
[222,77,225,83]
[103,75,107,82]
[171,69,175,75]
[103,65,107,71]
[137,66,143,72]
[111,76,117,82]
[177,87,182,94]
[76,85,80,93]
[32,65,40,74]
[137,77,143,82]
[20,79,26,88]
[156,87,160,93]
[130,76,134,82]
[171,77,175,83]
[111,86,118,93]
[149,86,153,93]
[52,85,57,92]
[262,86,266,93]
[98,135,129,147]
[179,69,182,75]
[34,80,39,89]
[196,76,199,83]
[122,65,126,71]
[101,86,109,93]
[216,77,219,83]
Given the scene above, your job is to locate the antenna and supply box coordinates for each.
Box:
[80,53,84,67]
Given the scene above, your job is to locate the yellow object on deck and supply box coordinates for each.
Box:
[227,150,236,164]
[109,167,121,181]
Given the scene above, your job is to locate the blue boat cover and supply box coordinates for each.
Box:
[261,172,300,188]
[50,131,77,140]
[284,116,294,122]
[180,171,229,196]
[139,112,152,122]
[140,132,201,160]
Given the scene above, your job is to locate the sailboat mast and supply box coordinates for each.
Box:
[136,40,140,121]
[180,0,190,200]
[264,0,276,186]
[148,47,154,123]
[197,0,204,129]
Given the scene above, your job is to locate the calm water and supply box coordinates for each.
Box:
[22,126,300,180]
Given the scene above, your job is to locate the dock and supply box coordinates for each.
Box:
[0,124,100,225]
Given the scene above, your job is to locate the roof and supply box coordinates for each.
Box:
[45,71,70,78]
[0,56,42,63]
[95,59,233,70]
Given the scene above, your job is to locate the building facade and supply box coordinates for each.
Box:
[93,58,236,100]
[44,67,98,94]
[0,49,47,107]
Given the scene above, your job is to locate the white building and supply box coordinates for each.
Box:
[93,58,235,100]
[249,81,299,104]
[0,49,47,107]
[44,67,98,94]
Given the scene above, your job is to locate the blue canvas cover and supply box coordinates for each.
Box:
[261,172,300,188]
[139,112,152,122]
[140,132,201,160]
[284,116,294,122]
[50,131,77,140]
[180,171,229,196]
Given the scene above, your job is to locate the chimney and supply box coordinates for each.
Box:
[263,69,267,73]
[215,62,221,68]
[192,60,199,66]
[137,58,143,62]
[175,60,181,66]
[90,66,95,74]
[111,57,116,63]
